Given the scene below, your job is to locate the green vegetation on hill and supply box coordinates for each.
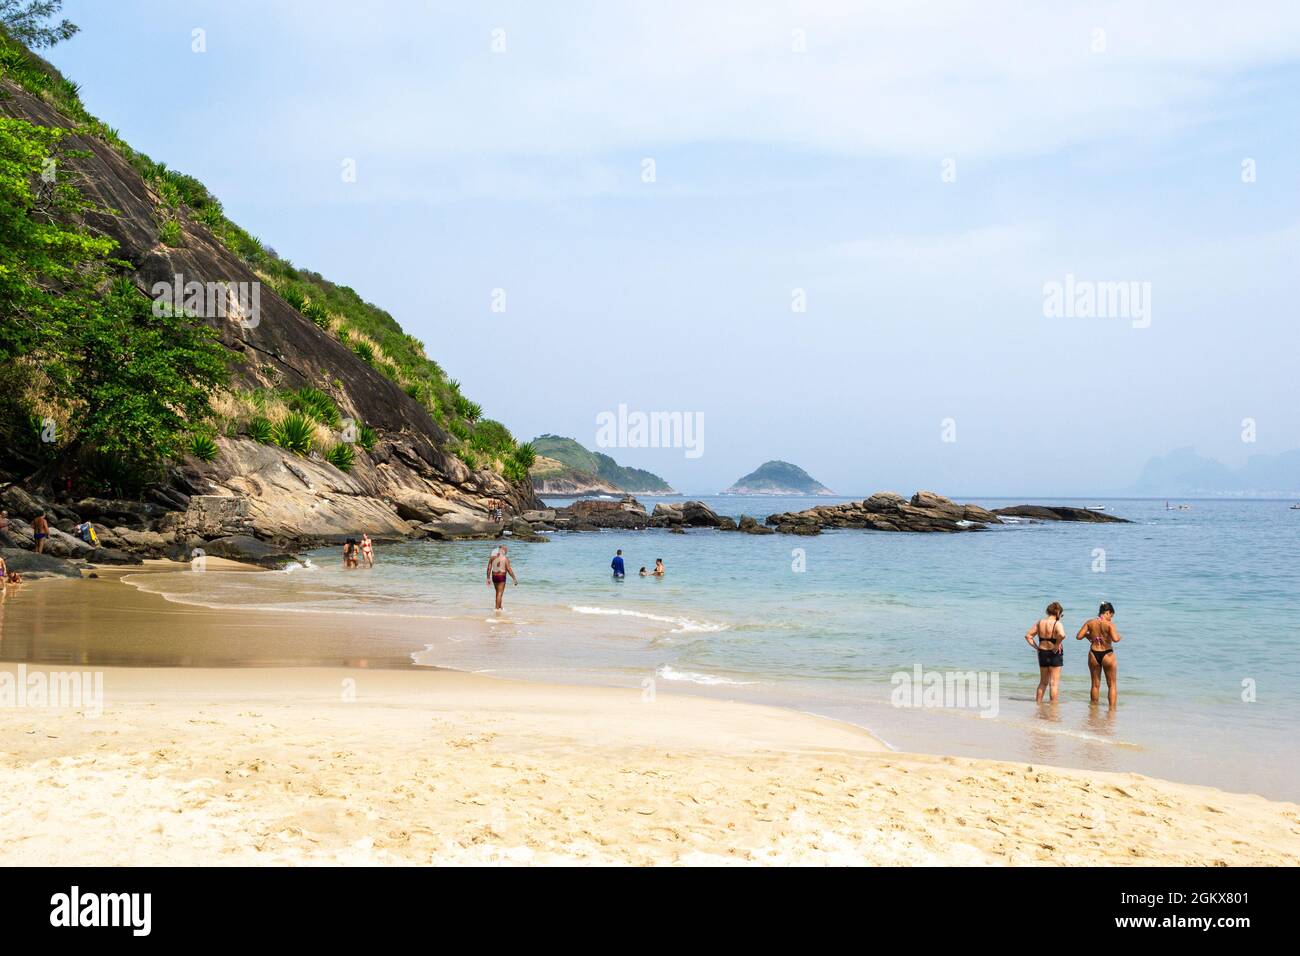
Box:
[724,460,833,495]
[530,435,674,492]
[0,77,228,494]
[0,18,532,492]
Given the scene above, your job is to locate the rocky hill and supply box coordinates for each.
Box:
[722,460,834,496]
[529,435,675,496]
[0,30,539,562]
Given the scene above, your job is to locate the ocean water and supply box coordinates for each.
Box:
[119,497,1300,800]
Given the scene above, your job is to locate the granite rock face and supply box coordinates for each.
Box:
[0,74,541,560]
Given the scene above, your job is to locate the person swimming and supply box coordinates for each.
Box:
[651,558,665,577]
[638,566,649,576]
[1077,601,1123,706]
[1024,601,1066,702]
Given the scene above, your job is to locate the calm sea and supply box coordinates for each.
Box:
[111,496,1300,800]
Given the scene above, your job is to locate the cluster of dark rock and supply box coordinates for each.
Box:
[505,491,1129,537]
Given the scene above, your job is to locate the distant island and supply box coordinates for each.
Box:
[1131,447,1300,497]
[722,460,835,496]
[529,435,676,496]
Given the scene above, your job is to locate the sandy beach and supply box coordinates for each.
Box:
[1,570,1297,866]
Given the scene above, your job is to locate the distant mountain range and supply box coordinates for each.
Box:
[529,435,676,496]
[722,460,835,496]
[1131,447,1300,497]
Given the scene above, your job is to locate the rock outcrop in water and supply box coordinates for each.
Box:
[992,505,1129,524]
[487,491,1131,542]
[765,491,1000,533]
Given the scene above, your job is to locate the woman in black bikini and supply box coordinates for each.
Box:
[1077,602,1122,706]
[1025,601,1066,702]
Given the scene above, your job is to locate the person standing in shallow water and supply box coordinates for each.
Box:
[487,544,517,610]
[1077,602,1123,706]
[610,549,625,579]
[1024,601,1066,702]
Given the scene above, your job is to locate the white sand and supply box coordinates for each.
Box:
[2,662,1297,866]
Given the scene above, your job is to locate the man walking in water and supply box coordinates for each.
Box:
[1077,602,1123,706]
[486,543,517,610]
[610,549,625,579]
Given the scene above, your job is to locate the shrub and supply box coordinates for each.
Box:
[447,419,470,442]
[357,424,378,451]
[188,432,219,462]
[246,417,274,444]
[273,413,314,454]
[456,448,478,471]
[502,458,528,483]
[351,340,375,365]
[325,442,355,472]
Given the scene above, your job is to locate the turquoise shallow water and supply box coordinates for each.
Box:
[119,496,1299,800]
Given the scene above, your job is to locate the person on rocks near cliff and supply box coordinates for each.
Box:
[32,512,49,554]
[486,544,517,610]
[360,534,374,568]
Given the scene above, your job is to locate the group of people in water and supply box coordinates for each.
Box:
[609,549,665,579]
[346,530,1125,708]
[1025,601,1123,706]
[341,534,375,569]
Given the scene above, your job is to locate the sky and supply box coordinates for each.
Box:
[43,0,1300,495]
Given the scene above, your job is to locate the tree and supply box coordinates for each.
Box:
[49,279,229,491]
[0,115,228,493]
[0,1,78,49]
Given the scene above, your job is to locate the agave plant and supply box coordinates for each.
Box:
[288,387,341,428]
[245,417,274,444]
[325,442,355,472]
[502,458,528,484]
[456,448,478,471]
[159,218,182,246]
[302,301,331,329]
[357,424,378,452]
[188,432,219,462]
[351,340,375,365]
[273,413,314,455]
[513,441,537,469]
[280,285,308,311]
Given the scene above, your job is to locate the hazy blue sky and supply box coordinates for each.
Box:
[46,1,1300,495]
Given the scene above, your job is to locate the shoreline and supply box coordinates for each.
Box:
[1,571,1298,864]
[2,659,1296,865]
